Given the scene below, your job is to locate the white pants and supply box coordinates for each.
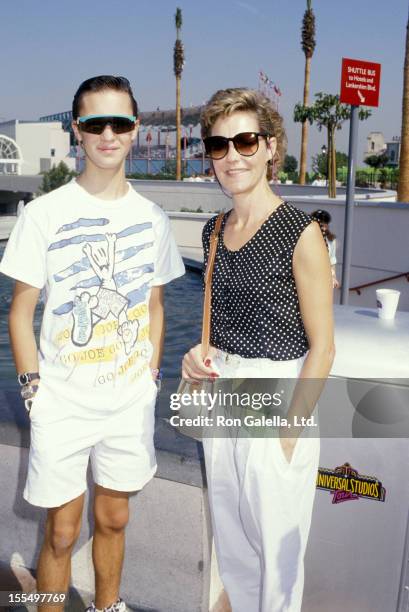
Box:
[203,350,320,612]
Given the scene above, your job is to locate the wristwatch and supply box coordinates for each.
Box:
[21,384,39,401]
[17,372,40,386]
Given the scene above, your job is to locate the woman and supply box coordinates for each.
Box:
[311,209,340,289]
[182,88,335,612]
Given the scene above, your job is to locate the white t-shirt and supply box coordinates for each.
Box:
[0,180,185,404]
[327,238,337,266]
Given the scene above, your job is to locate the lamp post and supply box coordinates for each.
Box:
[321,144,328,186]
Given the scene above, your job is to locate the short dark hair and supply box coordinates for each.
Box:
[72,75,138,119]
[311,209,331,224]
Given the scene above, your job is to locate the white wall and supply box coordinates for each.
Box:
[366,132,386,156]
[15,121,74,174]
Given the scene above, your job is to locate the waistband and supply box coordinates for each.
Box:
[214,349,307,367]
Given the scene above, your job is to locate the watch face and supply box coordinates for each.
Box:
[21,385,34,400]
[18,373,29,386]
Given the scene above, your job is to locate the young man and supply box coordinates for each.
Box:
[0,75,185,612]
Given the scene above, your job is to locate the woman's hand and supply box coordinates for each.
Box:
[182,344,219,381]
[279,431,298,464]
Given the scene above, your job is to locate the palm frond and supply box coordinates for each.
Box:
[175,7,182,33]
[173,39,185,77]
[301,7,316,58]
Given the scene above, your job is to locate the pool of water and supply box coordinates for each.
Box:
[0,245,202,381]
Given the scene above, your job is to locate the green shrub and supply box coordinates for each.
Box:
[38,161,77,194]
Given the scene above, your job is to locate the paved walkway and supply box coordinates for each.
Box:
[0,561,161,611]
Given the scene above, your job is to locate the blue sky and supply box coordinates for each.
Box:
[1,0,407,167]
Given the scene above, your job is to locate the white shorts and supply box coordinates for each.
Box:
[24,377,158,508]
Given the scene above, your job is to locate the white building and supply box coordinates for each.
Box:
[385,136,401,166]
[0,119,75,175]
[366,132,386,157]
[365,131,401,166]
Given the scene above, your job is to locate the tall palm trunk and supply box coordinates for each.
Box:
[299,0,316,185]
[173,8,184,181]
[327,125,336,198]
[331,126,337,198]
[326,129,330,193]
[299,55,311,184]
[176,76,181,180]
[398,9,409,202]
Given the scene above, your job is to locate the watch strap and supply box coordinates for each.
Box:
[18,372,40,386]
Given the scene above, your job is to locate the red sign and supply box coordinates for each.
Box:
[340,58,381,107]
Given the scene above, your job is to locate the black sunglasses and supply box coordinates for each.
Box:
[77,114,137,135]
[203,132,270,160]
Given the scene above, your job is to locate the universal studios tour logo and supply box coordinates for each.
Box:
[316,462,386,505]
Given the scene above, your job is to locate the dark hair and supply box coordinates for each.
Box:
[311,209,336,241]
[311,209,331,224]
[72,75,138,119]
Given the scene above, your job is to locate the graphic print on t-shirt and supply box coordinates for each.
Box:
[49,217,154,359]
[0,182,185,393]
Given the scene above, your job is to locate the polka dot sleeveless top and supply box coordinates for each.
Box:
[202,201,316,361]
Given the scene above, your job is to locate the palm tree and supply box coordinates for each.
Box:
[298,0,316,185]
[173,7,185,180]
[398,6,409,202]
[294,93,371,197]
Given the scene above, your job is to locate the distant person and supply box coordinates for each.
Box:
[311,175,326,187]
[17,199,25,217]
[0,75,184,612]
[182,88,335,612]
[311,209,340,288]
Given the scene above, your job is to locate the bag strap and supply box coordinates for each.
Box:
[201,213,224,359]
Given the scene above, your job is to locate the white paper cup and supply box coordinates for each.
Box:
[376,289,400,320]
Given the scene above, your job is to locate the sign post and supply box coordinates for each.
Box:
[339,58,381,305]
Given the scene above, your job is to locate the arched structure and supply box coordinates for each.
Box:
[0,134,23,175]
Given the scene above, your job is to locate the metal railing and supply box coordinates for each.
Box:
[337,168,399,190]
[76,156,211,177]
[350,272,409,295]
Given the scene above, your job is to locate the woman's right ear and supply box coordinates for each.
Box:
[267,136,277,162]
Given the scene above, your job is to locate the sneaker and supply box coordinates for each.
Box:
[85,598,127,612]
[105,599,127,612]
